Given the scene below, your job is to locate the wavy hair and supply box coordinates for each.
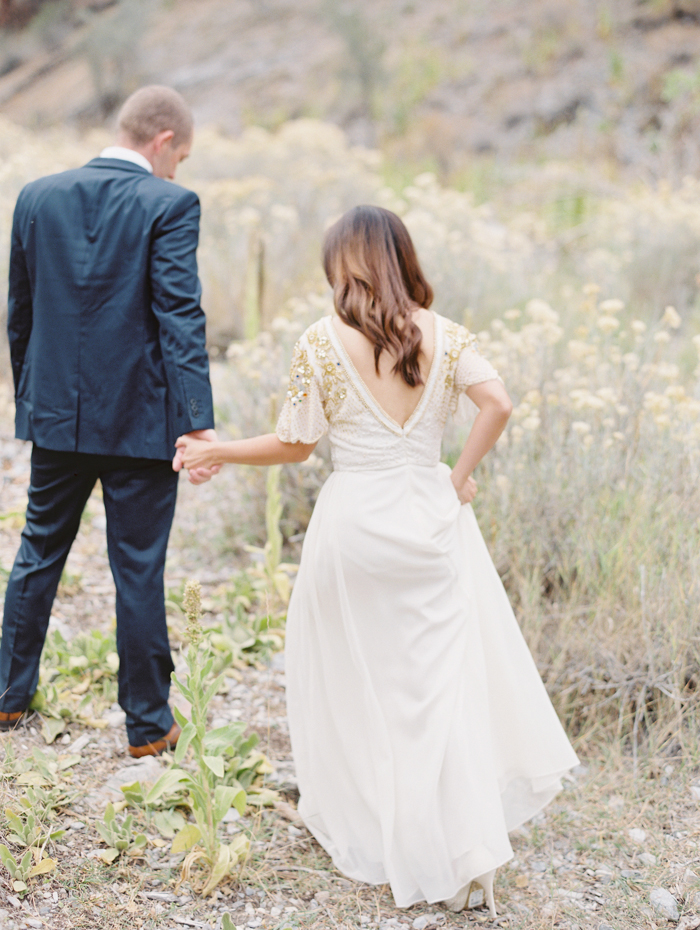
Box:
[322,205,434,387]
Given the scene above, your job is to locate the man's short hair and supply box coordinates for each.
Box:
[118,85,193,147]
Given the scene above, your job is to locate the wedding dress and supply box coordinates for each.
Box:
[276,312,579,908]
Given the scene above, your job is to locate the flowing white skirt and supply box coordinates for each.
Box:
[285,462,579,908]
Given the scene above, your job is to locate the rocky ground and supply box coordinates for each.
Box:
[1,389,700,930]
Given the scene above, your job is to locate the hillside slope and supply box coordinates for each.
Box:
[0,0,700,180]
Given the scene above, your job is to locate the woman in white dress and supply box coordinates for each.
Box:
[175,205,579,916]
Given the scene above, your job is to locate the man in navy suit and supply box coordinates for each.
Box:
[2,85,216,756]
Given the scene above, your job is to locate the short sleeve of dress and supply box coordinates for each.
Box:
[276,334,329,444]
[449,327,502,424]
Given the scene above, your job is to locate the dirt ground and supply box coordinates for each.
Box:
[1,397,700,930]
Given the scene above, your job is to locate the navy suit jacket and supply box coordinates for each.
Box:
[7,157,214,461]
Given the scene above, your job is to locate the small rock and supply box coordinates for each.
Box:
[89,756,163,805]
[682,868,698,888]
[621,869,642,879]
[103,709,126,728]
[678,917,700,930]
[412,917,429,930]
[639,852,657,866]
[598,925,615,930]
[314,891,330,905]
[628,828,646,844]
[650,887,679,921]
[7,895,21,908]
[25,920,42,929]
[69,733,92,753]
[691,786,700,801]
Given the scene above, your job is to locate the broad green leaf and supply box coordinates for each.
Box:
[201,843,231,897]
[145,768,189,804]
[213,785,246,825]
[203,755,224,778]
[246,787,279,807]
[67,655,88,670]
[20,849,32,871]
[131,834,148,850]
[41,717,66,744]
[15,772,50,787]
[103,802,115,825]
[28,857,57,877]
[4,810,23,830]
[171,677,194,704]
[120,782,146,805]
[12,880,27,893]
[105,652,119,673]
[152,810,186,839]
[229,832,250,860]
[0,844,16,871]
[7,834,26,847]
[98,848,120,864]
[203,673,225,707]
[57,754,81,771]
[171,823,201,854]
[173,722,196,764]
[172,704,191,729]
[221,914,237,930]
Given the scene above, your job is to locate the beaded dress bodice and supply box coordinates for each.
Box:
[276,313,499,472]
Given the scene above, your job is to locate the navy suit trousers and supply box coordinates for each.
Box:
[0,446,178,746]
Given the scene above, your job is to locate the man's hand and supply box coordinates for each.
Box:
[172,428,221,485]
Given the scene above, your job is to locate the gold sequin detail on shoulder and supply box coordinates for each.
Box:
[442,320,480,392]
[308,322,347,418]
[285,341,315,408]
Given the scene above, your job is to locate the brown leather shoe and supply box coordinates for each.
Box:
[128,722,181,758]
[0,710,26,731]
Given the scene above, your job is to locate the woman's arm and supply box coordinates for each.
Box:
[173,432,318,473]
[450,380,513,503]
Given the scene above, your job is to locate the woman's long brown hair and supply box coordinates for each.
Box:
[322,205,434,387]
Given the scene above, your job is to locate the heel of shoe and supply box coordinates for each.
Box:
[473,868,497,919]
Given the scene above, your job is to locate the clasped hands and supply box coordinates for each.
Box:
[172,429,220,485]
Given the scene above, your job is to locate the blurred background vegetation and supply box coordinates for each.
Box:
[1,0,700,754]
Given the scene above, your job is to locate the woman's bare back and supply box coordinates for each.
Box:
[331,307,435,428]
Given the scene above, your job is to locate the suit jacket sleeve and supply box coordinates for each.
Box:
[7,191,33,394]
[150,189,215,432]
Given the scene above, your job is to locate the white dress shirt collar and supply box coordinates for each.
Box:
[99,146,153,173]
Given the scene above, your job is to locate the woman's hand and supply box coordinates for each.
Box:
[451,473,477,504]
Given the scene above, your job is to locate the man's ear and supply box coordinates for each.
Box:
[152,129,175,153]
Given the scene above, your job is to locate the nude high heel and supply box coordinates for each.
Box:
[443,868,498,918]
[473,868,497,919]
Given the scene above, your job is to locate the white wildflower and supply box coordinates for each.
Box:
[597,315,620,334]
[571,421,592,435]
[662,305,682,329]
[598,298,625,314]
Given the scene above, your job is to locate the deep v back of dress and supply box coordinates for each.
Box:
[274,312,579,909]
[330,309,436,430]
